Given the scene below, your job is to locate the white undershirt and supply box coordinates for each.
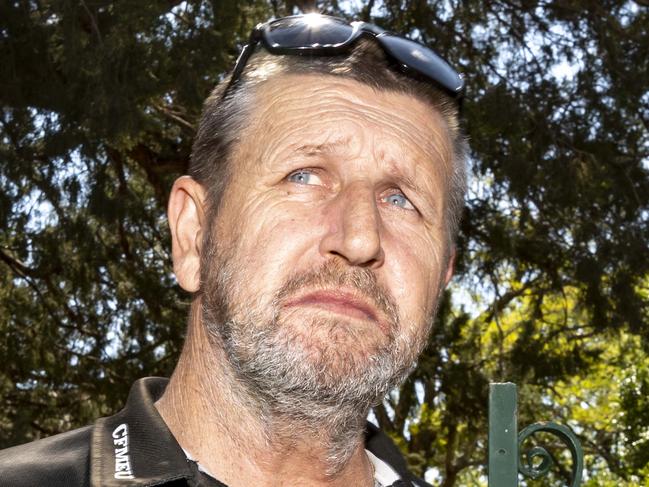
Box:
[366,448,402,486]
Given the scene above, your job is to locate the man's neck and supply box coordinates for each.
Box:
[154,308,375,487]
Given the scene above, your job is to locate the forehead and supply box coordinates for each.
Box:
[242,73,453,174]
[264,74,449,150]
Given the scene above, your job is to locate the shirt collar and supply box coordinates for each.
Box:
[90,377,195,487]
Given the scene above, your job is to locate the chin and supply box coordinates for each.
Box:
[270,317,398,384]
[280,312,388,357]
[216,302,415,409]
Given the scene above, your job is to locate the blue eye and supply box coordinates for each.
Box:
[287,170,322,186]
[384,192,415,210]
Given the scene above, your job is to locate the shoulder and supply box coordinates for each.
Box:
[0,425,92,487]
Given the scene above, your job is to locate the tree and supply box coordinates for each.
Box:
[1,1,647,485]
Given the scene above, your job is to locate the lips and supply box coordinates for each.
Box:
[282,290,380,324]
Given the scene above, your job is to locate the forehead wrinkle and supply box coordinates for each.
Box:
[257,109,369,164]
[259,82,422,141]
[256,80,429,144]
[257,125,353,171]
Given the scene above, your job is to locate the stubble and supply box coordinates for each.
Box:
[200,231,438,471]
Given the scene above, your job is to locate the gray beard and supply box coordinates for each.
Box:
[200,243,437,472]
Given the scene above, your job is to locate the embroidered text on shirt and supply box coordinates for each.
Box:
[112,423,135,480]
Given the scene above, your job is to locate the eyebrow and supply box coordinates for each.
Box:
[292,136,353,156]
[383,153,441,202]
[389,165,432,206]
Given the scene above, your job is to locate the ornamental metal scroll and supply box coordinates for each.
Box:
[518,421,583,487]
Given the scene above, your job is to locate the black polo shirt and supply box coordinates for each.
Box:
[0,377,430,486]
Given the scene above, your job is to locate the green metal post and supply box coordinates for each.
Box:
[489,383,518,487]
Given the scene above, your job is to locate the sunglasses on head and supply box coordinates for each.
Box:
[224,13,465,102]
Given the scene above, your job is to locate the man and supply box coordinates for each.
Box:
[0,13,467,487]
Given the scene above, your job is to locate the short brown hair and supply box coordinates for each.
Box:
[190,39,468,242]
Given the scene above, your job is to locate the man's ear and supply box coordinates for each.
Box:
[168,176,207,293]
[444,248,456,287]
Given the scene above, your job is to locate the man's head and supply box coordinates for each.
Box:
[167,14,467,462]
[189,15,467,242]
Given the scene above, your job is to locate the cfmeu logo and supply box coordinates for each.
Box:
[112,423,135,480]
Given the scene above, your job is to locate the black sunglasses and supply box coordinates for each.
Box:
[224,14,464,102]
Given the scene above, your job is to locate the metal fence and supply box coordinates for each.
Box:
[488,383,584,486]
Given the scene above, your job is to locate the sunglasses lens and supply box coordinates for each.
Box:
[266,16,355,48]
[380,34,464,96]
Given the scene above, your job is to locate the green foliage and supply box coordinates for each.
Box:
[1,1,647,486]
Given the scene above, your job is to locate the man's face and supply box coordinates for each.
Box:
[202,74,454,409]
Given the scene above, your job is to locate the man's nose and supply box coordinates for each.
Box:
[319,182,385,268]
